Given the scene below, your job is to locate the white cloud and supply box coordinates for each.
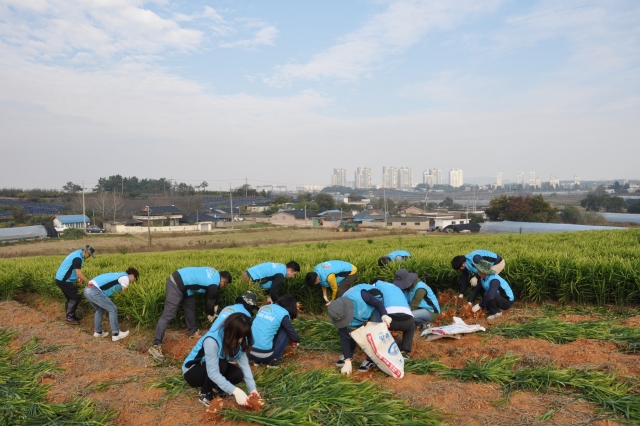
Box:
[219,23,278,49]
[266,0,502,85]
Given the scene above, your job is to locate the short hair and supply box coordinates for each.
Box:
[451,256,466,270]
[377,256,391,267]
[219,271,232,283]
[126,267,139,280]
[305,272,318,287]
[286,261,301,272]
[276,295,298,319]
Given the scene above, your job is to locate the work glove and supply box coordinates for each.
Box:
[458,294,464,299]
[381,315,392,327]
[250,390,260,398]
[472,304,481,313]
[470,277,478,287]
[232,387,249,406]
[341,359,352,375]
[207,314,217,323]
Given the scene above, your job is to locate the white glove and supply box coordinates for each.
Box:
[214,305,219,314]
[472,304,481,313]
[207,315,217,323]
[458,294,464,299]
[341,359,352,375]
[381,315,392,327]
[470,277,478,287]
[232,387,249,406]
[250,390,260,398]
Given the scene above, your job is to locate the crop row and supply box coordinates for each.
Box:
[0,229,639,328]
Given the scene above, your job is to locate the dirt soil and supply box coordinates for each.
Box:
[1,298,632,425]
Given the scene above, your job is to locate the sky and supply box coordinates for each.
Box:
[0,0,639,190]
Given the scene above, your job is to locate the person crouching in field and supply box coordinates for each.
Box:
[55,245,95,325]
[84,268,139,341]
[377,250,411,267]
[305,260,358,305]
[248,295,300,368]
[451,250,505,298]
[468,260,514,320]
[182,313,260,408]
[241,261,300,304]
[148,267,231,361]
[392,268,440,331]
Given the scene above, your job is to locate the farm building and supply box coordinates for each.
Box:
[245,201,272,213]
[399,206,426,215]
[132,206,183,226]
[53,215,90,232]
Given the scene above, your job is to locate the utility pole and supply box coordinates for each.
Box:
[383,187,387,229]
[121,176,124,195]
[229,183,234,230]
[245,177,248,198]
[82,181,87,229]
[147,206,151,246]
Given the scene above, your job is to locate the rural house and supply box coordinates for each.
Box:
[53,215,91,232]
[132,205,184,227]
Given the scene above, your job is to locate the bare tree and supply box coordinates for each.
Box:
[108,190,125,223]
[91,191,110,220]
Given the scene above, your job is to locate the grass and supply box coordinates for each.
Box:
[294,317,342,352]
[0,329,116,425]
[149,372,191,399]
[220,366,442,425]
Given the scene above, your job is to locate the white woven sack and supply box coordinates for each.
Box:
[350,322,405,379]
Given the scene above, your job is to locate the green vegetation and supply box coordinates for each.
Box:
[294,317,341,352]
[0,330,115,425]
[220,366,441,425]
[406,353,640,422]
[485,194,556,222]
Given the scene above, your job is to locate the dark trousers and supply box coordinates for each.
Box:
[183,359,243,395]
[153,278,197,345]
[337,273,358,298]
[248,327,290,364]
[369,311,416,353]
[55,279,80,319]
[486,295,513,315]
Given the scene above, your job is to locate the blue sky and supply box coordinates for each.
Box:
[0,0,638,189]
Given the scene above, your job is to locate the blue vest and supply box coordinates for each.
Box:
[480,274,514,302]
[407,281,440,313]
[386,250,411,260]
[210,304,252,331]
[177,267,220,297]
[343,283,376,327]
[374,281,411,311]
[183,324,243,370]
[55,250,84,282]
[92,272,128,297]
[247,263,287,290]
[314,261,354,288]
[251,304,289,350]
[465,250,499,274]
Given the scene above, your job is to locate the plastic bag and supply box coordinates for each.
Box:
[350,322,405,379]
[421,316,486,341]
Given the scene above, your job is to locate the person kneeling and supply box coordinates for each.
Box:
[248,295,300,368]
[468,260,514,320]
[182,313,259,408]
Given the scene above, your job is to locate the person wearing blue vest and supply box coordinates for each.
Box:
[182,313,259,408]
[305,260,358,304]
[370,279,416,361]
[327,283,391,375]
[451,250,505,298]
[84,268,139,342]
[148,267,231,362]
[392,268,440,330]
[208,291,258,330]
[241,261,300,303]
[468,260,514,320]
[54,245,95,324]
[248,295,300,368]
[378,250,412,266]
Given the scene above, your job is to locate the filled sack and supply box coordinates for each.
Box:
[350,322,405,379]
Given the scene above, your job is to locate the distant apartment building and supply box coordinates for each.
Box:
[382,166,398,188]
[257,185,287,193]
[550,176,560,189]
[423,168,442,186]
[398,167,413,189]
[449,169,463,188]
[331,168,347,187]
[574,174,580,185]
[517,172,524,186]
[496,172,503,188]
[355,167,372,189]
[529,172,537,188]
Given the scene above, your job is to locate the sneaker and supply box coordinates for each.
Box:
[335,354,345,367]
[189,330,202,339]
[93,331,109,338]
[65,317,80,325]
[198,392,213,407]
[266,359,282,369]
[148,345,165,361]
[358,359,376,372]
[112,330,129,342]
[400,351,411,360]
[487,312,502,320]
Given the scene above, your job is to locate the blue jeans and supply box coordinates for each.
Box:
[84,286,120,334]
[248,327,290,364]
[412,309,438,326]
